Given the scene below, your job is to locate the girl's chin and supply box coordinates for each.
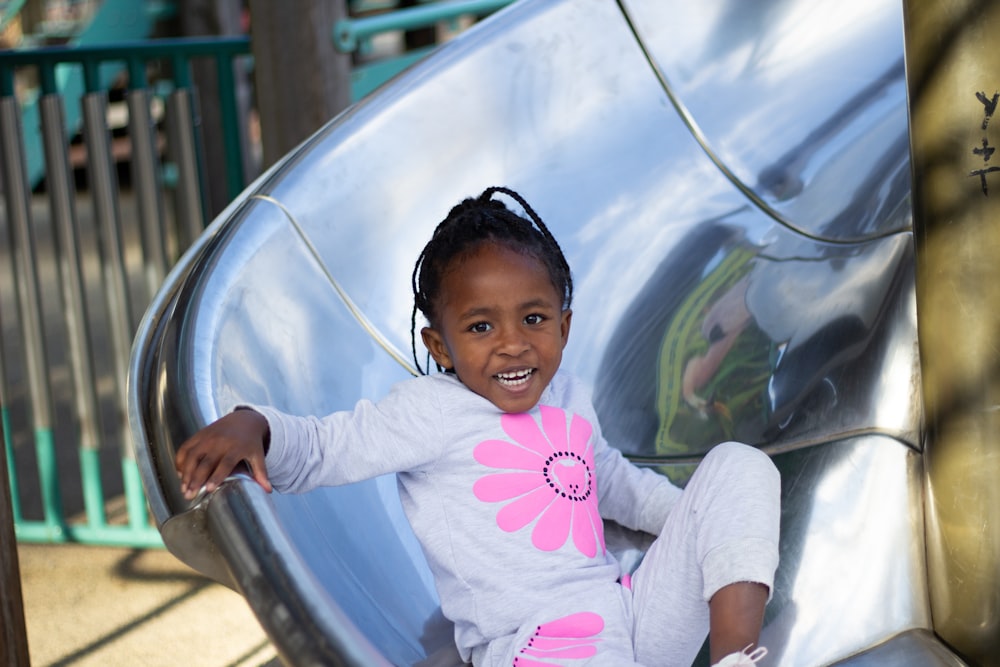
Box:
[490,385,543,413]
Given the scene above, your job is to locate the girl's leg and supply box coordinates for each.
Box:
[709,581,769,662]
[630,442,780,666]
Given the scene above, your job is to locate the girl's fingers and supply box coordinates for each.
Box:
[178,445,226,499]
[248,454,272,493]
[174,410,270,499]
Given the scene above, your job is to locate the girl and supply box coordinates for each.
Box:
[175,187,780,667]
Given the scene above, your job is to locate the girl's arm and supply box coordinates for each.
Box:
[561,372,681,534]
[595,438,681,535]
[252,378,445,494]
[175,407,272,500]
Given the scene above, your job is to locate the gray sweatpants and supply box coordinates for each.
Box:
[493,442,780,667]
[630,441,781,665]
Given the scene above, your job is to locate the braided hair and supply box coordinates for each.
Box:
[410,186,573,374]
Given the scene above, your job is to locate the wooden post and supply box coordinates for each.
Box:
[1,434,30,666]
[247,0,352,170]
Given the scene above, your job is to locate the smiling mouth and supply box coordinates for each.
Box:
[495,369,535,388]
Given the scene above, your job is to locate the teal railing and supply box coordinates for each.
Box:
[0,0,513,549]
[341,0,515,98]
[0,38,252,547]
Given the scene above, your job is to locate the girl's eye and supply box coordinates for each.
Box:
[524,314,546,325]
[469,322,492,333]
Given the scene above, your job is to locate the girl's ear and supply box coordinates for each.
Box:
[421,327,453,370]
[560,308,572,348]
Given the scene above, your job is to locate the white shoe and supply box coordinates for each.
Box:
[712,644,767,667]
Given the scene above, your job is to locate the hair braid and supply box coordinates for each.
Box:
[409,187,573,375]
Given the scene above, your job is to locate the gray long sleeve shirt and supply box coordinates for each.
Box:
[253,370,680,661]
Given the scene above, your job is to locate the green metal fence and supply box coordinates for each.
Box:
[0,1,513,548]
[341,0,515,98]
[0,37,252,547]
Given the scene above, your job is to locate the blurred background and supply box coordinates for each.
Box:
[0,2,507,664]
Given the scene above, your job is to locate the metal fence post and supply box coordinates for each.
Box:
[1,89,64,541]
[165,53,208,249]
[80,58,151,533]
[38,62,108,532]
[126,56,170,299]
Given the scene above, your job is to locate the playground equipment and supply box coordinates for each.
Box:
[8,0,172,189]
[128,0,997,664]
[0,1,513,550]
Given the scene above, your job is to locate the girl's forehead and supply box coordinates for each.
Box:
[447,240,543,270]
[442,242,548,281]
[441,245,553,293]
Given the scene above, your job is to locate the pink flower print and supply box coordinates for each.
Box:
[473,406,605,557]
[513,611,605,666]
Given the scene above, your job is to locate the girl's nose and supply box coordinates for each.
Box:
[497,326,529,355]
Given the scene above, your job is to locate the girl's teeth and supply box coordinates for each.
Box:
[496,370,533,386]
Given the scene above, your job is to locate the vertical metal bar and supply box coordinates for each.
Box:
[39,90,108,531]
[902,1,1000,664]
[81,77,147,529]
[165,87,207,248]
[81,94,133,386]
[0,94,64,538]
[215,51,246,202]
[126,56,169,300]
[1,339,18,524]
[0,68,23,526]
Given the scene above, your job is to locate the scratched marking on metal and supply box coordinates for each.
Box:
[970,91,1000,195]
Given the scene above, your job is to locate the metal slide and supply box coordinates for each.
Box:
[127,0,990,664]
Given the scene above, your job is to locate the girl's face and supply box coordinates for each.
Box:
[421,243,571,413]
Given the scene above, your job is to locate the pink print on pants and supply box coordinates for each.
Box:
[513,611,605,666]
[473,407,605,557]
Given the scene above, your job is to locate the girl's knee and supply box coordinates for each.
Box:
[702,442,779,488]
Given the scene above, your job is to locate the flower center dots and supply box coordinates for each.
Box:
[542,452,593,502]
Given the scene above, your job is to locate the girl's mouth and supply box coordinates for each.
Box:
[495,369,535,388]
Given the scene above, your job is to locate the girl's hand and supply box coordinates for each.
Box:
[175,408,273,500]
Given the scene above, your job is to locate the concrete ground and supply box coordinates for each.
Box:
[16,542,279,667]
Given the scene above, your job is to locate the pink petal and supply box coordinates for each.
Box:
[496,485,557,532]
[522,644,598,660]
[474,439,545,471]
[501,413,554,457]
[568,413,594,458]
[474,472,545,502]
[513,657,556,667]
[538,611,605,637]
[531,496,572,551]
[539,406,568,452]
[515,612,605,665]
[571,496,602,558]
[525,636,600,651]
[589,499,606,553]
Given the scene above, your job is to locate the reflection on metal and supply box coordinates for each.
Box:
[903,1,1000,665]
[620,0,912,243]
[831,629,969,667]
[596,229,918,466]
[248,194,418,375]
[128,0,985,664]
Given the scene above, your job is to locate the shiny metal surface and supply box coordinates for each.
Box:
[621,0,911,242]
[126,0,982,664]
[904,1,1000,664]
[832,630,969,667]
